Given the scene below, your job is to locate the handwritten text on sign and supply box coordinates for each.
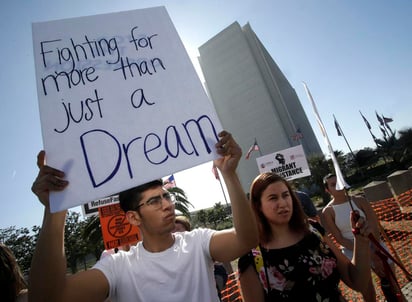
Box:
[32,7,222,212]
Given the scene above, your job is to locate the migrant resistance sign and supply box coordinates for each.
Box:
[32,7,222,212]
[256,145,311,181]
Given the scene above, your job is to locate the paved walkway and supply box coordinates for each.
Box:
[402,281,412,301]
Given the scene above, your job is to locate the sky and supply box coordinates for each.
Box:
[1,0,411,230]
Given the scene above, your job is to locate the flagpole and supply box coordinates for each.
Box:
[212,163,229,210]
[382,114,395,137]
[255,138,263,156]
[333,114,355,159]
[218,178,229,208]
[376,111,389,137]
[359,111,380,148]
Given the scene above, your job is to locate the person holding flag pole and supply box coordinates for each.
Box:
[303,83,408,302]
[322,173,408,302]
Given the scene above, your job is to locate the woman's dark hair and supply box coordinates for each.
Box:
[249,172,309,244]
[0,243,28,302]
[323,173,335,189]
[175,216,192,231]
[119,179,163,212]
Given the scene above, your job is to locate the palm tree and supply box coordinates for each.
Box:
[167,186,193,217]
[397,127,412,166]
[375,132,406,168]
[83,215,104,260]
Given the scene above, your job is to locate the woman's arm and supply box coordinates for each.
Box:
[327,211,371,292]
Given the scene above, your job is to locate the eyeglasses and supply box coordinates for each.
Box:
[135,192,176,211]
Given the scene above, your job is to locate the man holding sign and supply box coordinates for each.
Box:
[31,7,224,212]
[29,131,258,302]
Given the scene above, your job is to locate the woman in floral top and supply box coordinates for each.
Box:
[238,173,372,302]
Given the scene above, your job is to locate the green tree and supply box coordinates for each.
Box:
[294,153,332,205]
[397,127,412,166]
[354,148,379,168]
[167,186,193,217]
[210,202,227,229]
[65,211,88,273]
[82,215,104,261]
[0,225,39,273]
[375,132,406,168]
[196,209,208,227]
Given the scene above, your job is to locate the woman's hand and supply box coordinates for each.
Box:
[351,210,370,239]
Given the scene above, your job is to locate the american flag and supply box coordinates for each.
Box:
[383,116,393,123]
[291,128,304,141]
[163,174,176,189]
[245,140,260,160]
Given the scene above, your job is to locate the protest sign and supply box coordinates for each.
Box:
[99,203,141,250]
[32,7,222,212]
[81,195,119,217]
[256,145,311,180]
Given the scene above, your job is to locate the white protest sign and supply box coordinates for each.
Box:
[256,145,311,180]
[32,7,222,212]
[81,195,119,218]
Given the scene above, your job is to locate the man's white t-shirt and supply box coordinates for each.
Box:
[93,228,219,302]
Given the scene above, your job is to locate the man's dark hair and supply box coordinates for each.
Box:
[119,179,163,212]
[323,173,335,189]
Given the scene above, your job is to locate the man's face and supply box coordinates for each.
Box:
[136,186,176,234]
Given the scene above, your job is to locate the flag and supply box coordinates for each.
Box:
[381,115,394,135]
[303,82,349,190]
[212,163,220,180]
[245,139,260,160]
[163,174,176,189]
[383,116,393,134]
[383,116,393,123]
[376,111,384,126]
[360,111,371,130]
[380,126,387,137]
[333,116,342,136]
[291,128,304,141]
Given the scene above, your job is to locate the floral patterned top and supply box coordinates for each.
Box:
[238,227,342,302]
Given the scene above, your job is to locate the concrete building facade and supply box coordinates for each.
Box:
[198,22,322,192]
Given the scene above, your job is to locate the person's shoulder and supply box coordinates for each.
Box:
[100,248,115,259]
[16,289,28,302]
[179,228,216,240]
[296,190,310,199]
[321,201,334,214]
[352,195,372,211]
[352,194,367,203]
